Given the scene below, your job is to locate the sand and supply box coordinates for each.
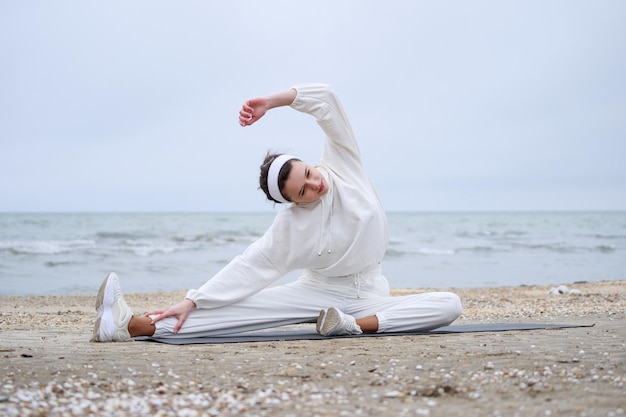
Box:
[1,280,625,416]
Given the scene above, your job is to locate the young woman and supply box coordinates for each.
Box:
[92,83,462,342]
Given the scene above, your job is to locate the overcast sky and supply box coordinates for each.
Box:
[1,1,624,213]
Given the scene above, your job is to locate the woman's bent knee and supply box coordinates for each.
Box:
[442,292,463,323]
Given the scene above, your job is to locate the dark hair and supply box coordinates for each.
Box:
[259,152,300,203]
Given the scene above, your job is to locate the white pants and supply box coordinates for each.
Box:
[153,266,463,338]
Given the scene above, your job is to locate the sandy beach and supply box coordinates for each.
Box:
[1,280,624,416]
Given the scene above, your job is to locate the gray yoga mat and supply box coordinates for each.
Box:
[134,323,594,345]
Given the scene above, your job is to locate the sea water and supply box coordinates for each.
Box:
[0,211,624,295]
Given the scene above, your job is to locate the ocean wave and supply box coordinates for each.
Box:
[456,230,528,238]
[172,232,259,244]
[96,231,155,240]
[385,247,455,258]
[124,243,178,257]
[457,246,503,254]
[384,249,410,258]
[590,234,626,240]
[18,218,51,226]
[0,240,96,255]
[416,248,455,256]
[45,260,74,267]
[386,242,617,257]
[172,234,208,242]
[510,242,617,254]
[596,245,616,253]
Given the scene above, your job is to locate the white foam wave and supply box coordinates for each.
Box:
[0,240,96,255]
[416,248,456,256]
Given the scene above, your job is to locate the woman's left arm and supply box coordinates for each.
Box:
[289,83,363,169]
[239,88,297,127]
[145,298,196,333]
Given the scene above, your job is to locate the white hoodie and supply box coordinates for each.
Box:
[186,83,388,309]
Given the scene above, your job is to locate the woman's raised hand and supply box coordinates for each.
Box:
[239,88,296,127]
[145,298,196,334]
[239,97,268,127]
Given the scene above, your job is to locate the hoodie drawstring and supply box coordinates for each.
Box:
[317,197,325,256]
[317,175,333,256]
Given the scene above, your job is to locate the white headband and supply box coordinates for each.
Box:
[268,154,297,204]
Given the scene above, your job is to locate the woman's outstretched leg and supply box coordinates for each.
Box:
[92,271,352,342]
[152,281,344,339]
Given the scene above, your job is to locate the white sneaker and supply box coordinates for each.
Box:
[317,307,363,337]
[91,272,133,342]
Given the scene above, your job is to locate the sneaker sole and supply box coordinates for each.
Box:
[93,273,116,342]
[91,316,102,342]
[316,309,327,333]
[95,272,115,315]
[320,307,341,336]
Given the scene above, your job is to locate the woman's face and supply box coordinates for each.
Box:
[282,160,328,204]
